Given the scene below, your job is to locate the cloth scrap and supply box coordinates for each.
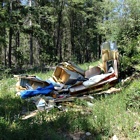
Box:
[20,83,54,99]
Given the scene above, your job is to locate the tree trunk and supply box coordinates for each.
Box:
[15,31,20,67]
[8,27,12,68]
[4,47,7,66]
[29,0,33,65]
[98,34,102,59]
[30,31,33,65]
[56,10,62,62]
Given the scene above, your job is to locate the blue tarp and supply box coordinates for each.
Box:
[20,83,54,99]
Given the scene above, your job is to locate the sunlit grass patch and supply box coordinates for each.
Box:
[79,60,101,70]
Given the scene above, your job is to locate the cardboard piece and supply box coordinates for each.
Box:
[52,66,83,85]
[58,61,85,76]
[14,75,49,91]
[85,66,102,79]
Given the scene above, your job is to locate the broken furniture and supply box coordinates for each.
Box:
[68,41,119,95]
[14,41,120,112]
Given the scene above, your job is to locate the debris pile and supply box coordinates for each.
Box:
[14,41,120,115]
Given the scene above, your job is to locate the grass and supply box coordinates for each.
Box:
[0,62,140,140]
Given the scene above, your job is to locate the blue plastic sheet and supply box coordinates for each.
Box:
[20,83,54,99]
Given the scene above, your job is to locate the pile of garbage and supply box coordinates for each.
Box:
[14,41,120,113]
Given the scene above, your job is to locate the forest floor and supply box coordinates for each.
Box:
[0,63,140,140]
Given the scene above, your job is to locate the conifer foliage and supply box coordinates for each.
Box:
[0,0,139,71]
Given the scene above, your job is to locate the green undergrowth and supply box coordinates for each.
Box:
[0,63,140,140]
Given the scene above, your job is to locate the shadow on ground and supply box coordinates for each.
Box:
[0,95,112,140]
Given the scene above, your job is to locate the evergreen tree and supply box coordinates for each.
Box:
[0,0,119,70]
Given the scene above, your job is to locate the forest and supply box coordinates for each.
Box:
[0,0,140,73]
[0,1,140,139]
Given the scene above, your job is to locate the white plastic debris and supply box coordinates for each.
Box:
[112,135,118,140]
[86,132,91,136]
